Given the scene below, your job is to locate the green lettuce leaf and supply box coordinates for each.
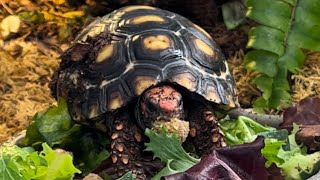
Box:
[221,116,320,179]
[0,145,32,180]
[0,143,80,180]
[117,171,134,180]
[20,97,110,175]
[35,143,81,180]
[66,130,110,174]
[21,98,81,148]
[262,124,320,180]
[261,138,285,167]
[220,116,277,145]
[144,128,200,179]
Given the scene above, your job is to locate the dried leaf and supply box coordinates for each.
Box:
[280,97,320,151]
[53,0,66,5]
[41,11,56,21]
[296,127,320,151]
[62,11,85,19]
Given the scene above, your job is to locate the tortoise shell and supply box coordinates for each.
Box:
[51,5,238,123]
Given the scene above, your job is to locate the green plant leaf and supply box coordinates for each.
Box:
[278,45,304,73]
[21,98,81,148]
[281,0,295,5]
[280,152,320,180]
[262,124,320,179]
[253,97,269,113]
[288,1,320,51]
[246,0,291,31]
[66,130,110,174]
[152,159,185,180]
[273,66,290,91]
[0,143,80,180]
[247,26,285,55]
[246,0,320,110]
[261,138,285,167]
[144,128,200,179]
[221,116,320,179]
[268,67,291,109]
[248,64,291,110]
[219,116,320,179]
[20,98,110,175]
[269,89,291,109]
[117,171,134,180]
[36,143,81,180]
[0,145,32,180]
[222,1,246,29]
[255,75,273,100]
[244,50,278,77]
[220,116,276,145]
[18,11,45,24]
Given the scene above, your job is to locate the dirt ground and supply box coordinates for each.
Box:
[0,0,319,143]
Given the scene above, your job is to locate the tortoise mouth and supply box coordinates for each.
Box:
[138,85,184,128]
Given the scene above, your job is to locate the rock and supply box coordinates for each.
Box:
[0,15,21,40]
[83,173,103,180]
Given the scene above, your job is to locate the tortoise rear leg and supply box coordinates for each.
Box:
[187,102,227,156]
[109,110,145,179]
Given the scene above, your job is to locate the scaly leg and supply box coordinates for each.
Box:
[187,102,226,156]
[109,109,146,179]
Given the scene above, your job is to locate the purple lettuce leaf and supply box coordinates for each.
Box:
[165,136,272,180]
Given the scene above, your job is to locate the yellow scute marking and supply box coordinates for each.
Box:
[109,95,123,110]
[123,6,156,12]
[96,44,114,63]
[194,39,215,56]
[130,15,165,24]
[193,23,212,40]
[134,76,157,95]
[80,24,105,41]
[172,73,196,91]
[88,104,99,119]
[143,35,171,50]
[206,85,221,103]
[227,94,238,108]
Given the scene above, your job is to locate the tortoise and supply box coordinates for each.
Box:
[50,5,238,179]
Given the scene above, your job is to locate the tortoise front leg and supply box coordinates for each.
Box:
[187,102,227,156]
[109,110,146,179]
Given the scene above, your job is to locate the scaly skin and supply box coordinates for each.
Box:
[139,85,226,155]
[109,109,146,179]
[187,102,227,156]
[110,85,226,179]
[139,85,184,129]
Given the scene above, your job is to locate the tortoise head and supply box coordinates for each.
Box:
[136,85,184,129]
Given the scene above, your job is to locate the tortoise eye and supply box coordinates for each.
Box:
[146,101,158,113]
